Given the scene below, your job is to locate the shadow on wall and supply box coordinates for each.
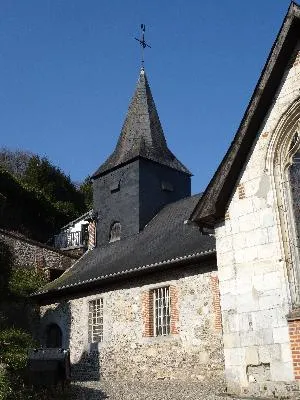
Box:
[39,301,102,385]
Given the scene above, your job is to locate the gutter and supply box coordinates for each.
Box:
[32,248,216,300]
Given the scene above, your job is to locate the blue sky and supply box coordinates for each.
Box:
[0,0,291,192]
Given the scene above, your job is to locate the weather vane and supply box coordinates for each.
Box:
[135,24,151,69]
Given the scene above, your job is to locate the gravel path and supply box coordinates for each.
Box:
[70,380,243,400]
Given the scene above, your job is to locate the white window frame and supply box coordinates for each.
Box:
[153,286,170,336]
[88,298,104,343]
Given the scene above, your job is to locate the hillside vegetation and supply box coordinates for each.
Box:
[0,148,92,243]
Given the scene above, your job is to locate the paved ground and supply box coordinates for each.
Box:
[70,380,243,400]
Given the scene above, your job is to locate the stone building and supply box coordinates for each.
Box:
[191,2,300,397]
[34,69,223,383]
[34,3,300,397]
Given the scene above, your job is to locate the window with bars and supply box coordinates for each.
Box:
[153,286,170,336]
[88,298,103,343]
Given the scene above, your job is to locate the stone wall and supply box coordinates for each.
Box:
[215,42,300,397]
[0,228,78,273]
[39,261,224,383]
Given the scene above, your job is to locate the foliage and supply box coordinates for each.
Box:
[0,167,71,242]
[0,241,13,300]
[22,155,86,218]
[0,328,34,371]
[0,148,32,179]
[79,176,93,209]
[9,268,47,298]
[0,151,92,242]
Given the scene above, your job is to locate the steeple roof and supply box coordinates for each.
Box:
[92,69,191,178]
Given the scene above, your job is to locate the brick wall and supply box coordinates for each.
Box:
[142,290,154,337]
[211,275,222,331]
[288,316,300,380]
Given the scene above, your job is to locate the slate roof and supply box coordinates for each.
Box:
[190,2,300,226]
[35,194,215,298]
[92,69,191,178]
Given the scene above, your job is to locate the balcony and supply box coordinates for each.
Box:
[54,230,88,250]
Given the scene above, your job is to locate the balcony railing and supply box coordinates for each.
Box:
[54,230,88,250]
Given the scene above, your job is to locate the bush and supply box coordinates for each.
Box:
[8,268,47,298]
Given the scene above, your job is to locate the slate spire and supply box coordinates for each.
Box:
[92,69,191,178]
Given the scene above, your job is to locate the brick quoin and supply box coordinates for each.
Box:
[211,275,222,331]
[170,285,179,335]
[142,290,154,337]
[288,318,300,380]
[142,286,179,337]
[237,183,245,199]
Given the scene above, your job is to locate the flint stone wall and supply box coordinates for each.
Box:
[215,42,300,397]
[39,261,224,383]
[0,228,78,271]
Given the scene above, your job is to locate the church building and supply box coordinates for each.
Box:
[34,2,300,398]
[35,68,223,384]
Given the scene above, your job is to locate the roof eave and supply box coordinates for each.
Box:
[31,249,216,301]
[191,2,300,225]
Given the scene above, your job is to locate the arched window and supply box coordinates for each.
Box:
[46,323,63,348]
[109,222,121,242]
[267,99,300,306]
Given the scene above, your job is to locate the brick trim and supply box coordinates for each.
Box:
[142,285,179,337]
[142,290,154,337]
[288,319,300,380]
[211,275,222,331]
[237,183,245,199]
[170,285,179,335]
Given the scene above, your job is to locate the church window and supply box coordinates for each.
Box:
[153,286,170,336]
[109,222,121,242]
[88,298,103,343]
[269,109,300,307]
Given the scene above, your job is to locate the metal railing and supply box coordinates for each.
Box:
[54,230,87,250]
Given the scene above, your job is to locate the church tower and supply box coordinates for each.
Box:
[92,69,191,246]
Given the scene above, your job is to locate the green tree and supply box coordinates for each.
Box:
[79,176,93,210]
[22,156,86,219]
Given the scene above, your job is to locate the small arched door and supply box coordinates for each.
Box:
[46,323,63,348]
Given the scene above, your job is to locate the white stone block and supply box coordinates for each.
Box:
[258,291,281,310]
[257,243,280,261]
[258,328,274,345]
[270,361,294,381]
[240,330,261,347]
[238,313,252,332]
[273,326,289,344]
[280,343,292,363]
[232,234,247,251]
[224,311,239,333]
[223,332,241,348]
[224,347,245,366]
[253,228,270,247]
[218,265,235,282]
[260,209,275,228]
[245,346,259,365]
[235,248,258,264]
[237,292,259,313]
[218,250,235,267]
[251,309,277,331]
[217,236,233,253]
[219,278,236,295]
[239,213,259,232]
[221,293,236,311]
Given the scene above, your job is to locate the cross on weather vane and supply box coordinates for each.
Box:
[135,24,151,69]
